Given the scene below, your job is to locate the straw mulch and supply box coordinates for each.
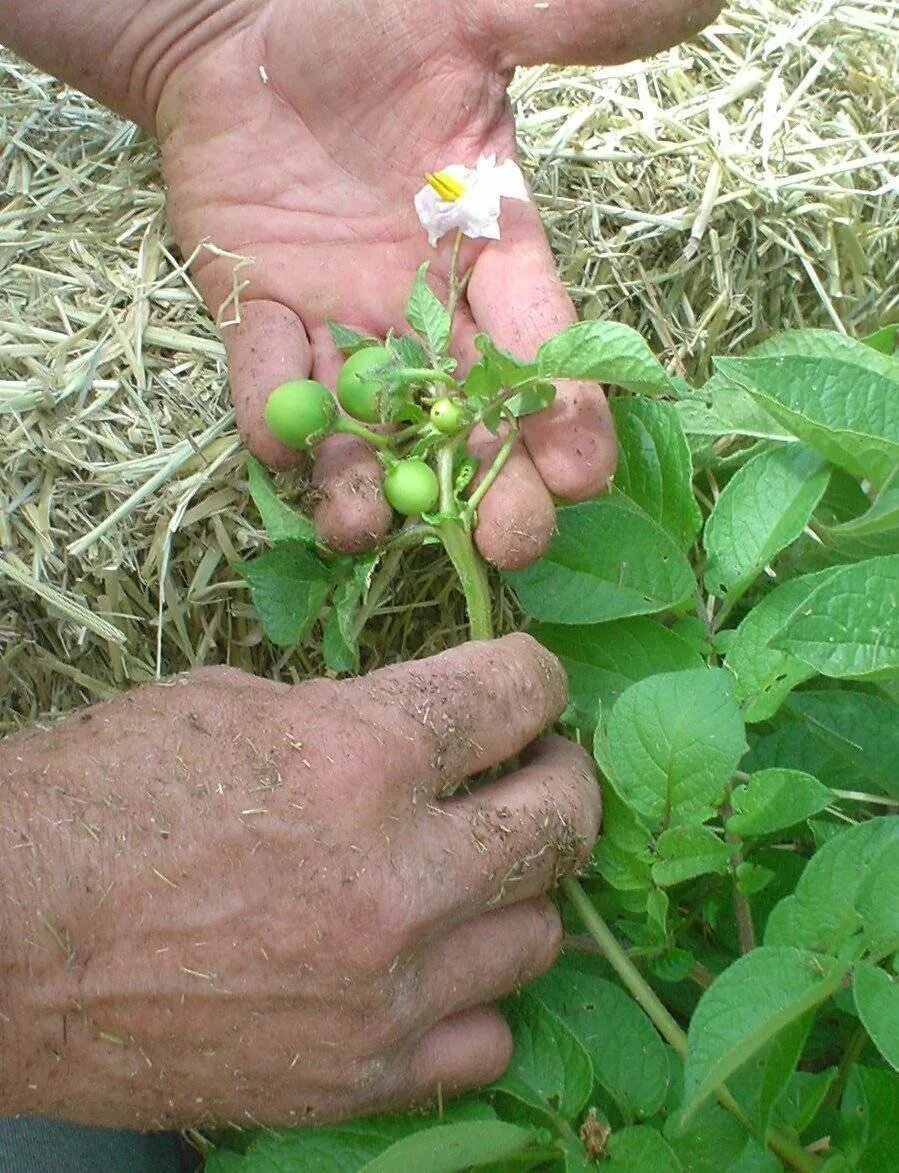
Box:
[2,0,897,730]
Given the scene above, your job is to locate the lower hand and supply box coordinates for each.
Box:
[155,0,721,568]
[0,636,599,1128]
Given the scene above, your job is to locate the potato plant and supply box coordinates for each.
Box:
[210,266,898,1172]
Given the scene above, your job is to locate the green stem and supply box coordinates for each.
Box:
[560,877,822,1173]
[391,366,456,386]
[334,417,391,450]
[438,519,493,640]
[561,878,687,1054]
[466,418,518,516]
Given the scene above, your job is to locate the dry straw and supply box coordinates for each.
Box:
[2,0,897,729]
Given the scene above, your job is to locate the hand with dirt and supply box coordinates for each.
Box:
[2,0,722,569]
[158,0,722,569]
[0,636,599,1128]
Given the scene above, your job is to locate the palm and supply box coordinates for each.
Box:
[158,0,720,564]
[161,0,509,365]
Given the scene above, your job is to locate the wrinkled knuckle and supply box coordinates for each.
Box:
[367,897,418,971]
[505,633,568,713]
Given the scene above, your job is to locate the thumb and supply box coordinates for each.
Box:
[221,299,314,470]
[474,0,722,69]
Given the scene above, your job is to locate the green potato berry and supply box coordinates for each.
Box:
[430,397,465,435]
[264,379,337,449]
[383,459,440,515]
[337,346,393,423]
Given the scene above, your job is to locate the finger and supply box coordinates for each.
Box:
[473,0,723,69]
[221,299,314,470]
[429,735,600,919]
[418,897,561,1020]
[404,1006,513,1103]
[467,200,617,501]
[311,432,393,553]
[349,632,567,797]
[468,424,555,570]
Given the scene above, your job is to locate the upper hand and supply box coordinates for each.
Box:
[0,636,599,1128]
[155,0,721,567]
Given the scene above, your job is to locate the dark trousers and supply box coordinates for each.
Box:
[0,1118,190,1172]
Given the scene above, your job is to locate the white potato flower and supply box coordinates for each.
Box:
[414,154,530,247]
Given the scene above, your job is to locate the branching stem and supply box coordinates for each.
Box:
[465,417,518,517]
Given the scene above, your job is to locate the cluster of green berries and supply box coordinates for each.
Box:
[263,348,467,516]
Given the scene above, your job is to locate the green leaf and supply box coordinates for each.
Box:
[665,1100,780,1173]
[764,816,899,955]
[724,571,827,722]
[531,958,669,1120]
[822,467,899,541]
[592,788,654,892]
[492,990,594,1122]
[784,690,899,799]
[853,962,899,1070]
[405,262,451,356]
[708,369,795,440]
[651,825,734,887]
[388,332,431,371]
[328,321,379,353]
[770,555,899,679]
[505,381,556,419]
[536,321,672,394]
[531,617,703,730]
[606,1126,683,1171]
[855,838,899,959]
[472,334,537,389]
[363,1120,548,1172]
[773,1067,837,1135]
[714,333,899,485]
[209,1104,497,1173]
[323,580,360,673]
[727,1013,815,1139]
[839,1066,899,1171]
[726,769,834,837]
[246,455,316,545]
[504,498,694,625]
[703,445,830,600]
[682,946,853,1122]
[861,322,898,356]
[236,541,332,646]
[321,556,378,674]
[599,668,747,831]
[611,398,701,550]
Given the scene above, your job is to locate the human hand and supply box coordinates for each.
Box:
[155,0,722,567]
[0,636,599,1129]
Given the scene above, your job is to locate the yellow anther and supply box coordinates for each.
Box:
[425,170,467,202]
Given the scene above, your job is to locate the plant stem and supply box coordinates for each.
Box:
[352,527,432,640]
[438,518,493,640]
[334,417,391,450]
[723,786,756,954]
[561,877,687,1054]
[391,366,456,387]
[446,229,469,324]
[560,877,822,1173]
[466,419,518,516]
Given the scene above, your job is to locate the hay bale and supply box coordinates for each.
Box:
[2,0,897,727]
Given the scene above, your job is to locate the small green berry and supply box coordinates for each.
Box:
[337,347,393,423]
[264,380,337,449]
[430,397,465,434]
[383,459,440,515]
